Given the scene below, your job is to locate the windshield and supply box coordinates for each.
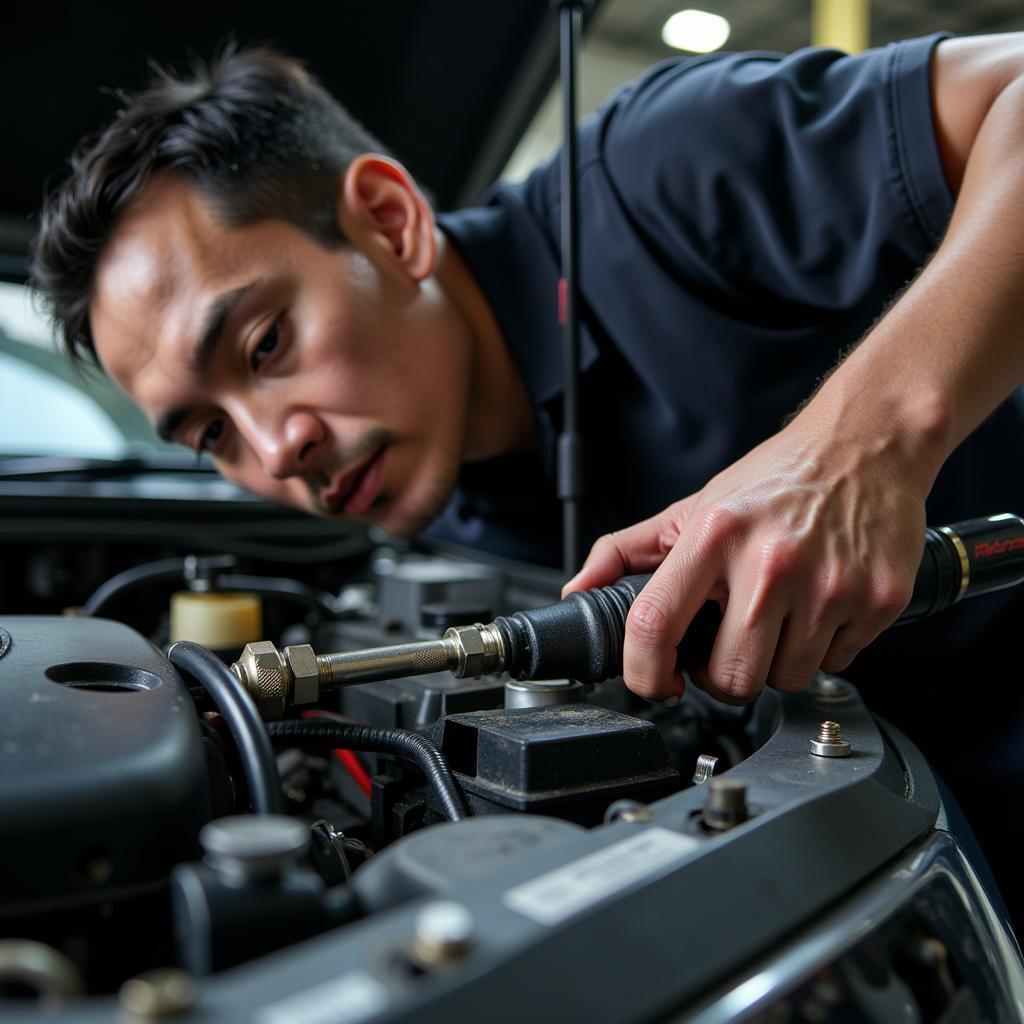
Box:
[0,280,181,460]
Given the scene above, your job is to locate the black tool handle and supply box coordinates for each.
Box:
[492,514,1024,684]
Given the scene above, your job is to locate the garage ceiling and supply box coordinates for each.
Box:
[504,0,1024,182]
[4,1,1022,271]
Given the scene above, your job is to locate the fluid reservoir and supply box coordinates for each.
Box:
[170,591,263,653]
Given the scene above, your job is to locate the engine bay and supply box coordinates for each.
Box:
[1,486,1022,1022]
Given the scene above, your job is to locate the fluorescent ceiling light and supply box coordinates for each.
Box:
[662,9,731,53]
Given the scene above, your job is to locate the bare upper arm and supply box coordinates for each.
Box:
[931,34,1024,192]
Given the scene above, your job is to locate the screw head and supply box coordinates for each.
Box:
[810,720,851,757]
[411,901,475,967]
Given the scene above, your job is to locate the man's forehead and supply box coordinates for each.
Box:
[90,176,242,383]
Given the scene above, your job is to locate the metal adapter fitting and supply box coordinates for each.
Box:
[231,626,506,720]
[442,624,504,678]
[231,642,323,719]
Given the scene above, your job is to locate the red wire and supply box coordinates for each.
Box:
[300,710,373,798]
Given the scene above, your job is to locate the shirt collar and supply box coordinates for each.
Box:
[437,189,599,411]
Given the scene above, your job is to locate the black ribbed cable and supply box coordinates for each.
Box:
[267,721,468,823]
[167,641,283,814]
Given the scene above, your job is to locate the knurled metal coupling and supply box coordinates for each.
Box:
[441,623,505,678]
[231,641,324,720]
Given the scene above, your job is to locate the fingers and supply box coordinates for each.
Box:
[820,568,912,672]
[706,585,787,703]
[621,510,730,701]
[766,609,840,693]
[562,502,689,597]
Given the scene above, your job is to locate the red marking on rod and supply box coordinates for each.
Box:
[558,277,568,325]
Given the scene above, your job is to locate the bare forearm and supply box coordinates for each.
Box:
[809,69,1024,495]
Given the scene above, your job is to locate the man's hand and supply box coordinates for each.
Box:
[563,397,938,704]
[565,36,1024,705]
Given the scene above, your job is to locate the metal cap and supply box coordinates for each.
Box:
[703,777,749,831]
[504,679,584,708]
[200,815,310,883]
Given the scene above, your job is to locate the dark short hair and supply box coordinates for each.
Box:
[30,45,388,364]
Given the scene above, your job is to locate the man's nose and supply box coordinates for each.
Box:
[249,411,324,480]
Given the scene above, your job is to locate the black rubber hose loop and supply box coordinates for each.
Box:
[267,721,469,823]
[83,557,187,617]
[167,641,283,815]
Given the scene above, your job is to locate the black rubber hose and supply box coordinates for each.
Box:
[167,641,283,815]
[83,557,187,616]
[267,721,468,823]
[217,574,342,620]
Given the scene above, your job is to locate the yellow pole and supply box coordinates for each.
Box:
[811,0,870,53]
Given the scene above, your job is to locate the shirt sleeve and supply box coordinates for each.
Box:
[596,34,955,312]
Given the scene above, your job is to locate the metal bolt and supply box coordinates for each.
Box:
[411,901,475,968]
[692,753,719,785]
[703,777,749,831]
[604,800,655,824]
[810,721,852,758]
[119,968,197,1017]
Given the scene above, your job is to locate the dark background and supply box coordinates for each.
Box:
[1,0,563,269]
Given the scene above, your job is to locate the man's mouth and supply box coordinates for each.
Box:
[321,445,388,515]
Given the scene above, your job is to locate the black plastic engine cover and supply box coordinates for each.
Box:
[434,704,679,824]
[0,617,210,914]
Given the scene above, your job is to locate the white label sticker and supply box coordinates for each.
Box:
[503,826,699,926]
[254,970,389,1024]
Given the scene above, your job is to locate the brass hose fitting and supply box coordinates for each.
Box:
[231,624,506,720]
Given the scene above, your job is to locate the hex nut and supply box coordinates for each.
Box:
[446,625,487,678]
[284,644,320,705]
[232,641,287,720]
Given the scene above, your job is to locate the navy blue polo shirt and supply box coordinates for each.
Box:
[431,34,1024,916]
[430,33,1024,638]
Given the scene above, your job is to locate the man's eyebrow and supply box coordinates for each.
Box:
[187,282,258,376]
[154,282,258,443]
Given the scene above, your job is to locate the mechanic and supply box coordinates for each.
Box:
[29,34,1024,926]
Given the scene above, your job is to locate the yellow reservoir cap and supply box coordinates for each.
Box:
[170,592,263,649]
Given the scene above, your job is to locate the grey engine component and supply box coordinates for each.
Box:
[0,618,210,913]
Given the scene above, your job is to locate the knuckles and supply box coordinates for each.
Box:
[625,594,674,648]
[708,654,763,701]
[757,537,802,583]
[691,505,742,554]
[868,572,913,624]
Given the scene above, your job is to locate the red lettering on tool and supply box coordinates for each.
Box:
[974,537,1024,559]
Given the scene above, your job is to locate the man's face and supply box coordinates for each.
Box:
[90,173,475,537]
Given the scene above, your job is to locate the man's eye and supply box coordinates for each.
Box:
[251,322,280,369]
[198,418,225,453]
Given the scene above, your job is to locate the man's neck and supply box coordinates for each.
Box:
[434,229,537,462]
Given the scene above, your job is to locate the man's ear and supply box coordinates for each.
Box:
[338,155,436,282]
